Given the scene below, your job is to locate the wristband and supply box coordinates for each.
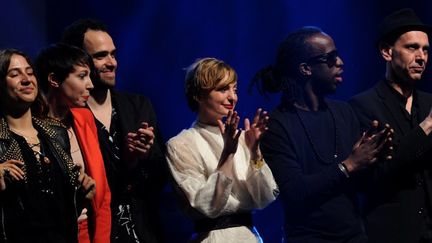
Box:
[338,162,350,178]
[251,157,265,170]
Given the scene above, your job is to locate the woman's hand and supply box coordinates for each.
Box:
[217,110,242,156]
[244,108,269,159]
[0,159,25,191]
[78,172,96,200]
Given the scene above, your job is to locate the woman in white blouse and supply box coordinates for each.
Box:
[166,58,279,242]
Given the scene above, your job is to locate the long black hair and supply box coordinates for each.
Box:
[250,26,323,105]
[0,49,48,117]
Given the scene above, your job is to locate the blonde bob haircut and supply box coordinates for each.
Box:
[184,57,237,112]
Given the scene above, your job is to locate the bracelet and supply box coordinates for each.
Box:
[338,162,350,178]
[251,157,265,170]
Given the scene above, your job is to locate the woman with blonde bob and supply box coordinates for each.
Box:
[166,57,278,242]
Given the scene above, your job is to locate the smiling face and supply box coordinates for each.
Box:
[3,54,38,108]
[383,30,429,85]
[83,30,117,88]
[306,33,344,95]
[198,77,238,124]
[60,64,94,107]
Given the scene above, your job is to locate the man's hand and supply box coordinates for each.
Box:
[127,122,155,159]
[420,107,432,135]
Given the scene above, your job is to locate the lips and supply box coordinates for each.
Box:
[19,87,35,93]
[334,72,343,83]
[411,67,424,73]
[82,95,90,101]
[223,104,234,110]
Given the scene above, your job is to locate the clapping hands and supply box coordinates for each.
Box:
[344,120,393,172]
[217,108,269,160]
[127,122,155,159]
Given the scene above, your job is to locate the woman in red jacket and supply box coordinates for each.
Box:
[35,43,112,243]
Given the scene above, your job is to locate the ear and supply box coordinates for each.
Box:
[299,63,312,77]
[47,73,60,88]
[380,43,393,61]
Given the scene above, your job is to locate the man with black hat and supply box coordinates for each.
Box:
[350,8,432,242]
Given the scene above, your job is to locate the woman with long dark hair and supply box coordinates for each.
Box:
[0,49,94,243]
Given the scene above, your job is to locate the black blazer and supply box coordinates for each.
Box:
[97,90,167,243]
[350,80,432,243]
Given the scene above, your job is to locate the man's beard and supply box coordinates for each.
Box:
[91,71,115,90]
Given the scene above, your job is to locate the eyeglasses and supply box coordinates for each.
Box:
[306,50,339,67]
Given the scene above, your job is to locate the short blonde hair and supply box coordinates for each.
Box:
[184,57,237,112]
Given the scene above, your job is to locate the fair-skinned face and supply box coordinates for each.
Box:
[83,30,117,88]
[382,31,429,85]
[198,79,238,125]
[4,54,38,106]
[306,33,344,95]
[60,65,94,107]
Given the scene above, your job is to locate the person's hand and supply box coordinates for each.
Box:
[217,110,241,157]
[363,120,394,160]
[420,107,432,135]
[77,208,88,222]
[344,121,391,172]
[244,108,269,159]
[0,159,25,191]
[78,171,96,200]
[127,122,155,159]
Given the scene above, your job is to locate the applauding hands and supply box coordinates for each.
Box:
[217,108,269,169]
[126,122,155,159]
[343,120,393,173]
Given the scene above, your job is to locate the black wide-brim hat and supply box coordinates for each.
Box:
[377,8,432,45]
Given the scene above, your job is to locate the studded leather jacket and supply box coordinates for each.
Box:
[0,117,80,243]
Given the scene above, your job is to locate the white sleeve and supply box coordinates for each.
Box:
[166,138,238,218]
[244,161,279,209]
[238,141,279,209]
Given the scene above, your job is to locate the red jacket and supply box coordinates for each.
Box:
[71,108,112,243]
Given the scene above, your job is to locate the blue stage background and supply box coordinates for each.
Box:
[2,1,432,242]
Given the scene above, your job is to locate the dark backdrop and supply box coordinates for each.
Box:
[2,1,432,242]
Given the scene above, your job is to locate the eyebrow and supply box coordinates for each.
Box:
[91,49,116,58]
[7,66,33,73]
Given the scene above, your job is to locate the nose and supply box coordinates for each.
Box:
[416,49,428,64]
[335,56,344,67]
[227,89,237,103]
[21,73,33,85]
[106,55,117,67]
[86,77,94,90]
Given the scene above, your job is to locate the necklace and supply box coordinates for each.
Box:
[10,128,50,164]
[9,128,39,145]
[295,105,339,163]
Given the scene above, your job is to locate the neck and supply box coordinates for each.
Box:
[294,82,323,111]
[47,91,71,121]
[386,68,413,98]
[197,113,219,126]
[88,88,111,111]
[6,108,34,132]
[387,79,413,98]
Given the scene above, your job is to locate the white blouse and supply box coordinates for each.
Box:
[166,121,279,242]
